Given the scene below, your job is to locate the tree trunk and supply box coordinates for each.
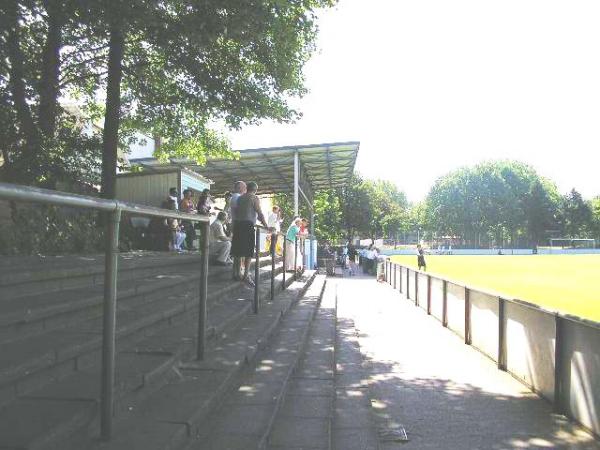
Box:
[100,24,125,199]
[38,0,63,139]
[6,2,41,179]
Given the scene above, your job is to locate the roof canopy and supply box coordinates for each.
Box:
[130,141,360,202]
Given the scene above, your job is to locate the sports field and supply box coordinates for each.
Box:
[389,254,600,322]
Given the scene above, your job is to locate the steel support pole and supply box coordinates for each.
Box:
[282,236,287,287]
[100,208,121,440]
[294,151,299,217]
[254,228,260,314]
[197,221,209,360]
[270,232,276,301]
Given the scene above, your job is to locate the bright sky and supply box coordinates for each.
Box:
[226,0,600,202]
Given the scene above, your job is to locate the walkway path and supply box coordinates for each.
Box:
[333,275,599,450]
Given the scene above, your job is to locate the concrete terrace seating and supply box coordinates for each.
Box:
[0,250,294,449]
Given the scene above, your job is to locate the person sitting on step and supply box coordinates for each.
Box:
[209,211,233,266]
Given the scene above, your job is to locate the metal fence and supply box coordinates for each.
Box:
[0,182,312,440]
[383,260,600,437]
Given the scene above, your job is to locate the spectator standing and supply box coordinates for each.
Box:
[285,217,305,272]
[222,191,233,234]
[347,241,358,275]
[197,189,212,216]
[209,212,232,265]
[231,182,267,285]
[266,205,283,253]
[161,188,185,252]
[229,181,247,280]
[180,189,197,250]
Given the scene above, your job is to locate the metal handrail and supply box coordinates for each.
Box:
[0,182,209,223]
[251,225,317,310]
[0,181,210,440]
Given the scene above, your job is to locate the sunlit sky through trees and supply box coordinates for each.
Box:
[226,0,600,202]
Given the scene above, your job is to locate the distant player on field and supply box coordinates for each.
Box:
[417,244,427,271]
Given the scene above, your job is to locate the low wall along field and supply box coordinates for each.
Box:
[390,254,600,322]
[384,255,600,436]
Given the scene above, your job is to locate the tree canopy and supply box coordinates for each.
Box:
[1,0,337,196]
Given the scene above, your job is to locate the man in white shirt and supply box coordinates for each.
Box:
[210,212,232,265]
[267,205,282,232]
[266,205,282,253]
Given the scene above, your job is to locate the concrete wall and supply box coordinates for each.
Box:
[407,269,416,301]
[417,273,428,311]
[446,282,465,338]
[505,302,556,401]
[430,277,444,322]
[470,291,499,360]
[560,320,600,435]
[385,263,600,436]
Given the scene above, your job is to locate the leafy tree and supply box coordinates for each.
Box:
[561,189,594,238]
[424,160,558,247]
[1,0,337,198]
[524,178,561,246]
[93,0,337,198]
[591,197,600,242]
[0,0,104,187]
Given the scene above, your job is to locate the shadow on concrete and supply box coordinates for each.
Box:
[334,303,599,450]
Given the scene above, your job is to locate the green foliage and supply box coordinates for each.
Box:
[591,197,600,241]
[561,189,594,238]
[424,160,561,247]
[0,206,104,256]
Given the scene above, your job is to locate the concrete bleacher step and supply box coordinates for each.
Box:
[0,259,285,399]
[0,255,287,450]
[0,253,283,344]
[331,316,380,450]
[181,274,328,450]
[0,252,204,300]
[265,279,337,450]
[84,271,319,450]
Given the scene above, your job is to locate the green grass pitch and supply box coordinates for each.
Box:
[389,254,600,322]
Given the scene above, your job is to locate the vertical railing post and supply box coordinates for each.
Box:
[100,207,121,440]
[414,271,419,306]
[554,315,565,413]
[282,234,287,287]
[464,287,471,345]
[254,227,260,314]
[294,237,298,281]
[442,280,448,327]
[498,297,507,371]
[406,268,410,298]
[427,275,432,315]
[270,232,276,301]
[197,221,209,360]
[399,264,403,293]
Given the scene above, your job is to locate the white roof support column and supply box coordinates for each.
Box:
[294,150,299,217]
